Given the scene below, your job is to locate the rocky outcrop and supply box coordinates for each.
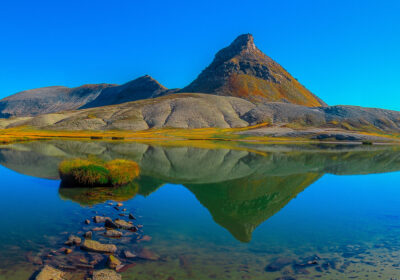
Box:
[181,34,326,106]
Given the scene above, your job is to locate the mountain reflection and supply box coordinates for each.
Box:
[1,141,400,242]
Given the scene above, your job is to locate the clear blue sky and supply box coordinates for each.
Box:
[1,0,399,110]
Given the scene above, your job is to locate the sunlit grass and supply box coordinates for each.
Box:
[59,158,140,187]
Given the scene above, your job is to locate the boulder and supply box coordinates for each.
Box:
[35,265,65,280]
[80,239,117,254]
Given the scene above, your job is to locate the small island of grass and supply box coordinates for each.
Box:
[59,158,140,188]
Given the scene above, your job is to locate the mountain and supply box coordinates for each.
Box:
[81,75,169,109]
[181,34,326,106]
[0,75,169,117]
[0,84,113,118]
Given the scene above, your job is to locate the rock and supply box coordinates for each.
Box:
[105,219,136,230]
[140,235,152,242]
[92,227,105,231]
[116,263,136,273]
[85,219,91,225]
[107,255,121,269]
[123,250,137,259]
[265,257,293,272]
[64,235,81,246]
[65,248,72,254]
[26,252,43,265]
[104,229,123,238]
[92,269,121,280]
[137,248,160,261]
[35,265,65,280]
[128,214,136,220]
[114,206,120,211]
[122,208,127,212]
[93,216,111,223]
[84,231,93,239]
[81,239,117,254]
[116,203,123,207]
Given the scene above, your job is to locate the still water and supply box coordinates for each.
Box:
[0,141,400,279]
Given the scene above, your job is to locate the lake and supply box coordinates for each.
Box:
[0,140,400,279]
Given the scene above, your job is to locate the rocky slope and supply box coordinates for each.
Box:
[181,34,326,106]
[1,93,399,141]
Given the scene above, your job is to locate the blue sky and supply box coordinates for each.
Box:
[1,0,399,110]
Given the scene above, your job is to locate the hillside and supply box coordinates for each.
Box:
[181,34,326,106]
[0,75,169,117]
[0,84,113,118]
[1,93,399,142]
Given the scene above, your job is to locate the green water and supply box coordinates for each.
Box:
[0,141,400,279]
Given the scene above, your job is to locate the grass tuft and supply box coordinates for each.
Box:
[59,158,140,187]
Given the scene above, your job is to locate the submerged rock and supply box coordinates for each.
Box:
[81,239,117,254]
[93,216,110,223]
[107,255,122,269]
[128,213,136,220]
[64,235,81,246]
[265,257,293,272]
[104,229,123,238]
[123,250,137,259]
[35,265,65,280]
[92,269,122,280]
[137,248,160,261]
[84,231,93,239]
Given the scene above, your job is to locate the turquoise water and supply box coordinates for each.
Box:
[0,141,400,279]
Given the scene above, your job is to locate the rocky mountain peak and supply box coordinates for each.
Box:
[181,34,326,107]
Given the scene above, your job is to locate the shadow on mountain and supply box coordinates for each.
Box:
[1,141,400,241]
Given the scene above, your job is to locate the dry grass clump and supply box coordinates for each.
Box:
[106,159,140,186]
[59,158,140,187]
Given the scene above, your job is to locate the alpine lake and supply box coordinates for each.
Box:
[1,140,400,280]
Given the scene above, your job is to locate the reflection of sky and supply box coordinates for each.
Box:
[1,163,400,251]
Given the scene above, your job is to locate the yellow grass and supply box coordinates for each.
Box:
[0,124,399,148]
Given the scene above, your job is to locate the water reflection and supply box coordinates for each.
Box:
[1,141,400,243]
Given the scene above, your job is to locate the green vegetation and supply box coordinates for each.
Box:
[59,158,140,187]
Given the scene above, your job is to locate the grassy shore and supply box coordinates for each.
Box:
[0,125,399,147]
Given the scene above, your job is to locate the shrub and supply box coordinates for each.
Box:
[59,158,140,188]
